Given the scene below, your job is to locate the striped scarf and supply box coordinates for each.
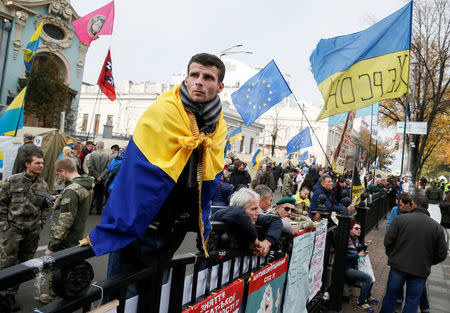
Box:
[180,82,222,133]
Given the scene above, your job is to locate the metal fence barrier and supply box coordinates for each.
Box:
[0,194,390,313]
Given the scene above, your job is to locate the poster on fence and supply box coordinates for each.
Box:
[282,231,315,313]
[0,136,23,185]
[245,256,288,313]
[308,219,328,301]
[183,278,244,313]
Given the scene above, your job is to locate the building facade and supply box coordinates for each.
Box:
[0,0,88,132]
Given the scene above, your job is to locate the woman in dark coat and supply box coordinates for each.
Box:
[229,160,251,190]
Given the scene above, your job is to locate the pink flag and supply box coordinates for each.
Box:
[72,1,115,45]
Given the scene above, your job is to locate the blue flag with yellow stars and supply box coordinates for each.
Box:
[231,60,292,126]
[286,127,312,155]
[300,150,308,161]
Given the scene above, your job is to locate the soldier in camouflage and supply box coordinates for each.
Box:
[12,133,42,174]
[0,151,49,312]
[40,158,94,304]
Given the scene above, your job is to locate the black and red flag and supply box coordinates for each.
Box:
[98,49,116,101]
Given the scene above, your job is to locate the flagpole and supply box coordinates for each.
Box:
[85,87,102,143]
[372,112,379,184]
[397,95,409,206]
[367,104,373,171]
[290,94,332,167]
[14,53,40,137]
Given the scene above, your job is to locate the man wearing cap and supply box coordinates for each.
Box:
[12,133,42,174]
[268,197,314,235]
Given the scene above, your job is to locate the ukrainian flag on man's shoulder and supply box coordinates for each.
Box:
[310,2,412,121]
[0,87,26,136]
[22,21,43,72]
[87,85,226,256]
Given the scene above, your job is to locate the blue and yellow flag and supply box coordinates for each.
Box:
[0,87,27,136]
[22,21,43,72]
[225,126,243,143]
[252,149,262,169]
[286,127,312,155]
[88,85,226,256]
[232,60,291,126]
[310,2,412,121]
[328,103,379,126]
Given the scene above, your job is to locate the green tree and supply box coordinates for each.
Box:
[18,54,73,128]
[379,0,450,183]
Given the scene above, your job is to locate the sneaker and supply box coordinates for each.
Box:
[366,296,380,305]
[39,294,54,304]
[356,302,374,312]
[5,294,20,312]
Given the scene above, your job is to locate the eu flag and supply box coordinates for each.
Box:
[231,60,292,126]
[286,127,312,155]
[300,150,308,161]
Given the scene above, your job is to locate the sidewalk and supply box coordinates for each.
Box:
[341,206,450,313]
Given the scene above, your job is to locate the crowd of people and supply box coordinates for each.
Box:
[0,134,126,310]
[0,53,448,313]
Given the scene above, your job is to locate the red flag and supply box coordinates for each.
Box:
[394,134,401,142]
[98,50,116,101]
[72,1,115,45]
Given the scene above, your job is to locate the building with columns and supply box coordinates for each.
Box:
[0,0,89,132]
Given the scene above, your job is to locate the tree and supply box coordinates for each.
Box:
[18,54,73,128]
[358,128,394,170]
[266,107,281,157]
[379,0,450,183]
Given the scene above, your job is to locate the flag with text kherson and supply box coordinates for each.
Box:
[226,126,243,143]
[232,60,291,126]
[286,127,312,155]
[72,1,115,45]
[87,85,226,256]
[310,1,412,121]
[22,22,43,72]
[252,149,262,169]
[0,87,26,136]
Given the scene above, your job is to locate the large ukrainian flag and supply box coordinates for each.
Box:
[310,2,412,121]
[0,87,26,136]
[88,85,226,256]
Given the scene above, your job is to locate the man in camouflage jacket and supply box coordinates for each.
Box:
[12,133,42,174]
[0,151,48,311]
[40,158,94,303]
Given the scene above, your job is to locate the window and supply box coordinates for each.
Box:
[106,115,113,126]
[240,136,245,153]
[43,24,65,40]
[94,114,100,134]
[81,114,88,132]
[249,138,254,154]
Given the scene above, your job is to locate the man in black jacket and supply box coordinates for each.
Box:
[211,188,282,257]
[380,194,447,313]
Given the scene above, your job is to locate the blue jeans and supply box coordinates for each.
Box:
[344,267,374,305]
[380,268,426,313]
[105,230,171,300]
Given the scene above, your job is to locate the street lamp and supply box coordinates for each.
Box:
[219,44,253,58]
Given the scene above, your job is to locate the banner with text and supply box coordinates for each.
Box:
[309,219,328,300]
[245,256,288,313]
[183,279,244,313]
[282,231,315,313]
[333,111,356,174]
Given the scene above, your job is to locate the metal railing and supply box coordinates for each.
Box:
[0,196,390,313]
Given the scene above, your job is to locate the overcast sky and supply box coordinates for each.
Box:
[70,0,410,104]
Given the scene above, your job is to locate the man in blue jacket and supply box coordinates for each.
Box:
[309,175,354,219]
[211,188,282,257]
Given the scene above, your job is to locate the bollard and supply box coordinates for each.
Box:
[328,206,352,312]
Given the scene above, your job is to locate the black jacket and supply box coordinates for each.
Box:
[440,200,450,228]
[229,171,251,190]
[211,206,282,248]
[384,208,447,278]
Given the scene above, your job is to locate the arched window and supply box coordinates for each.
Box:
[32,52,67,83]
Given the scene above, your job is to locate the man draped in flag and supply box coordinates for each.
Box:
[22,22,43,72]
[82,53,226,299]
[310,2,412,120]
